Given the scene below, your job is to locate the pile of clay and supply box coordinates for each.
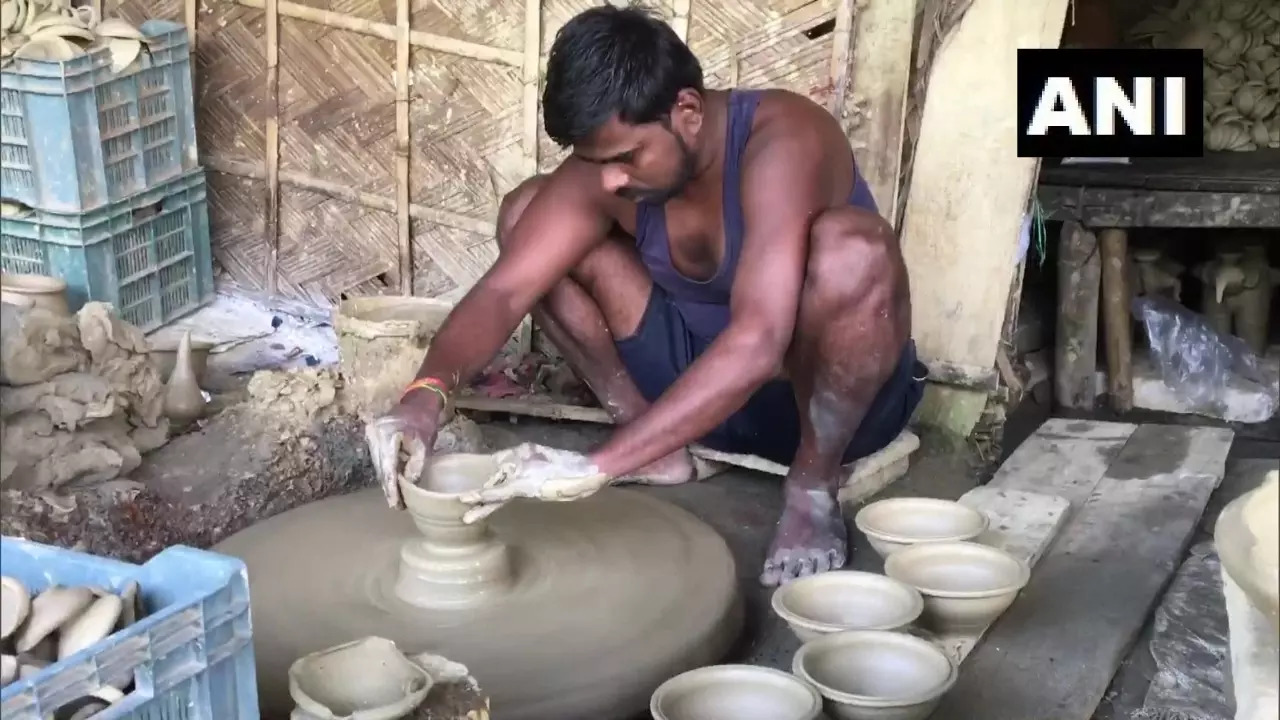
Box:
[0,301,169,492]
[215,452,743,720]
[0,576,145,716]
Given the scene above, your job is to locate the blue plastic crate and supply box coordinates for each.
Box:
[0,20,198,213]
[0,538,260,720]
[0,167,214,332]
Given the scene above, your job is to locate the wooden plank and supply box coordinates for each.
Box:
[1054,221,1101,411]
[932,486,1071,665]
[899,0,1070,437]
[934,424,1235,720]
[826,0,855,117]
[1038,186,1280,228]
[989,418,1135,509]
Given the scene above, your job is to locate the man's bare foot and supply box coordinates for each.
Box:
[760,486,847,586]
[616,448,697,486]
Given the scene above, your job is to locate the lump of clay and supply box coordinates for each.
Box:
[246,368,341,431]
[76,303,166,429]
[0,304,87,386]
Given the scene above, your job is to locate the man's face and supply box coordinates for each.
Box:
[574,91,703,204]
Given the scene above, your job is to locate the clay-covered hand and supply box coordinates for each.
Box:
[458,442,608,523]
[365,396,441,510]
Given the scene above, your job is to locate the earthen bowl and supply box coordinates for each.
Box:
[884,541,1029,633]
[771,571,924,642]
[399,452,497,525]
[854,498,988,558]
[650,664,823,720]
[792,630,956,720]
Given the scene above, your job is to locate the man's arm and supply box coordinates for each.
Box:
[588,122,828,477]
[409,168,612,401]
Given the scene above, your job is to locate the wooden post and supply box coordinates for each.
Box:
[184,0,197,55]
[263,0,280,296]
[394,0,412,295]
[1099,228,1133,412]
[827,0,856,116]
[1054,221,1101,410]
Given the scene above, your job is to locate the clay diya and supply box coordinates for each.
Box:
[650,664,823,720]
[14,585,94,654]
[0,575,31,640]
[792,630,956,720]
[395,453,514,609]
[771,571,924,642]
[57,592,123,660]
[289,636,432,720]
[0,273,69,316]
[854,498,988,558]
[884,541,1029,633]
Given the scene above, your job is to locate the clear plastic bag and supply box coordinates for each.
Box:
[1131,295,1275,416]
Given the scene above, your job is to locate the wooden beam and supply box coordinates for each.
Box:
[1099,228,1132,412]
[1054,221,1101,411]
[394,0,412,295]
[1037,185,1280,228]
[263,0,280,297]
[184,0,197,55]
[234,0,523,66]
[899,0,1070,437]
[845,0,916,222]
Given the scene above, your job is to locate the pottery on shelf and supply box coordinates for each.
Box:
[0,273,69,316]
[1194,247,1276,353]
[395,453,514,609]
[1131,248,1184,301]
[1215,469,1279,633]
[149,336,214,384]
[162,330,207,424]
[884,541,1030,634]
[853,498,989,558]
[14,585,94,654]
[771,571,924,643]
[0,575,32,640]
[58,592,123,660]
[650,664,823,720]
[288,636,432,720]
[791,630,957,720]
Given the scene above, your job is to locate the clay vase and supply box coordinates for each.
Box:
[1215,470,1279,634]
[1196,251,1247,340]
[394,453,514,609]
[1235,245,1276,355]
[0,273,70,316]
[1131,248,1184,302]
[163,331,207,425]
[288,637,433,720]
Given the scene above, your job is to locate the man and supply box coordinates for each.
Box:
[366,5,925,587]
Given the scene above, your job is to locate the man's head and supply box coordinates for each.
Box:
[543,5,706,203]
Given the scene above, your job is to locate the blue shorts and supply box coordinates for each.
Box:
[615,287,926,466]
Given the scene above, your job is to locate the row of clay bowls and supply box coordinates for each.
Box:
[0,0,151,73]
[1,576,145,717]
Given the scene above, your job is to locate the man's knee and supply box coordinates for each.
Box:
[496,175,548,249]
[804,207,896,299]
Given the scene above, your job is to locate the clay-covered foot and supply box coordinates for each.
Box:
[616,448,697,486]
[759,487,848,587]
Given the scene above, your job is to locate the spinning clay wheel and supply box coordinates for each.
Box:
[214,453,742,719]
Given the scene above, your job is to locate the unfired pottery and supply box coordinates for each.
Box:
[1194,248,1276,353]
[1215,469,1279,633]
[650,664,823,720]
[116,580,140,629]
[1,654,16,688]
[1131,248,1184,301]
[792,630,957,720]
[57,592,123,660]
[162,330,207,424]
[149,337,213,384]
[883,541,1030,634]
[14,585,93,653]
[771,571,924,642]
[395,453,514,609]
[0,575,31,640]
[0,273,69,316]
[288,636,432,720]
[854,498,988,558]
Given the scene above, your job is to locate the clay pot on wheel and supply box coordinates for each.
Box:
[0,273,69,316]
[289,636,433,720]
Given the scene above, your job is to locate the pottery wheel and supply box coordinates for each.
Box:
[214,487,742,719]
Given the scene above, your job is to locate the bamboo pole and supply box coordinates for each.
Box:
[264,0,280,296]
[521,0,540,176]
[671,0,690,42]
[827,0,856,114]
[1099,228,1133,412]
[205,157,496,236]
[234,0,523,66]
[394,0,412,295]
[184,0,196,55]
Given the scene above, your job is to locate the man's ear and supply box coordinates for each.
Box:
[671,88,704,137]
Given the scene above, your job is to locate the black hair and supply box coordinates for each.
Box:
[542,4,704,148]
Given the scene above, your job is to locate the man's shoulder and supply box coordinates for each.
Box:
[745,90,848,163]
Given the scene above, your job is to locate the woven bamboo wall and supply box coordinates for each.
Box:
[110,0,856,309]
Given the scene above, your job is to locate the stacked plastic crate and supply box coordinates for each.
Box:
[0,19,213,332]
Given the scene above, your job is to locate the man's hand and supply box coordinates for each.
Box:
[365,392,443,509]
[458,442,608,523]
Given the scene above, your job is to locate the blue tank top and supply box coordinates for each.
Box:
[633,89,878,340]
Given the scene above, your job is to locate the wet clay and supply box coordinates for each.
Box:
[1216,470,1279,631]
[214,461,742,720]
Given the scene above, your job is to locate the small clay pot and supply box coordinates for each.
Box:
[854,498,988,558]
[771,571,924,642]
[792,630,957,720]
[0,273,70,316]
[883,541,1029,634]
[650,664,823,720]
